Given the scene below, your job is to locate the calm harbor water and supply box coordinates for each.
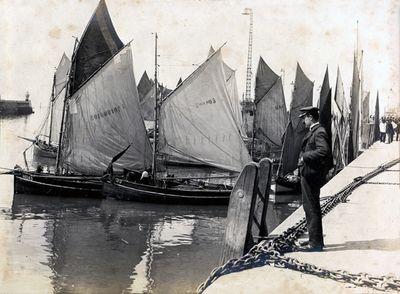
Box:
[0,112,300,293]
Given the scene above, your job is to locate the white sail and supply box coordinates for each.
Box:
[62,44,152,175]
[54,53,70,97]
[159,49,251,172]
[208,45,245,135]
[50,54,71,144]
[224,66,246,136]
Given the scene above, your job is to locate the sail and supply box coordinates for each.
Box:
[348,52,361,162]
[280,63,313,176]
[224,65,246,136]
[54,53,70,97]
[69,0,124,95]
[254,57,287,147]
[61,44,152,175]
[331,98,344,171]
[208,45,245,136]
[334,67,349,165]
[137,71,154,102]
[333,67,347,168]
[139,83,171,121]
[208,46,215,58]
[159,49,251,172]
[374,92,380,142]
[176,77,183,87]
[318,66,332,150]
[50,54,71,144]
[361,91,370,148]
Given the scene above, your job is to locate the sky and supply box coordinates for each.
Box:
[0,0,399,114]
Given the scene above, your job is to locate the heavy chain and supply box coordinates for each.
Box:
[364,181,400,186]
[197,158,400,293]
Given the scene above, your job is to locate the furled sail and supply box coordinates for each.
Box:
[61,44,152,175]
[318,66,332,150]
[50,54,71,144]
[69,0,123,95]
[254,57,287,148]
[279,63,313,176]
[158,49,251,172]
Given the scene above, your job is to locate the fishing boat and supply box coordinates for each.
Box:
[14,170,102,198]
[275,63,313,193]
[34,53,71,160]
[14,0,147,198]
[103,41,252,204]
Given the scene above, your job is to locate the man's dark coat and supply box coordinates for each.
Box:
[299,123,332,248]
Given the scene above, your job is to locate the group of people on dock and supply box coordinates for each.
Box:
[379,116,399,144]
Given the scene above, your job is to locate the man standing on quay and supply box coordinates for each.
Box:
[297,106,333,251]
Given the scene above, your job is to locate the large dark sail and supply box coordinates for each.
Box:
[318,66,332,151]
[69,0,123,95]
[279,63,313,176]
[137,71,154,102]
[254,57,287,148]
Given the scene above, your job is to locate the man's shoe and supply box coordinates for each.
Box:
[297,240,309,246]
[297,244,323,252]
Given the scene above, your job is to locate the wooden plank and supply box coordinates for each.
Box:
[251,158,273,242]
[220,162,258,264]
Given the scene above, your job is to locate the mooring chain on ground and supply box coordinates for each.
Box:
[364,181,400,185]
[197,158,400,293]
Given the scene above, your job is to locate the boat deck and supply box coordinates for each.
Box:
[204,141,400,293]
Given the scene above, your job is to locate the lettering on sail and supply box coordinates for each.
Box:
[90,105,123,121]
[195,98,216,108]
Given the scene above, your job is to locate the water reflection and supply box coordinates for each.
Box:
[9,194,228,293]
[1,113,299,293]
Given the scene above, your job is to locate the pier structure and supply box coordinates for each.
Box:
[0,92,33,116]
[202,141,400,293]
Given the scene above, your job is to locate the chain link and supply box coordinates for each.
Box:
[197,158,400,293]
[364,181,400,185]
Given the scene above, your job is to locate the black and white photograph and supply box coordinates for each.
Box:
[0,0,399,293]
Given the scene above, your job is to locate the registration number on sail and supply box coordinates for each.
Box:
[90,105,123,121]
[195,98,216,108]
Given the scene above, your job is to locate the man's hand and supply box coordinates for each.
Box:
[298,156,304,166]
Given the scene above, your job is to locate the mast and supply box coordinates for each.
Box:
[56,38,79,175]
[151,33,159,181]
[48,73,56,145]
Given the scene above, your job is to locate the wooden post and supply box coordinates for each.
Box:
[220,162,258,264]
[219,158,273,264]
[251,158,273,240]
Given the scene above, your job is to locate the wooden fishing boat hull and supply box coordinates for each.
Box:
[103,179,231,205]
[33,142,57,159]
[14,172,103,198]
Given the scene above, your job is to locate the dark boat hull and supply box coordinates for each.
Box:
[14,172,103,198]
[103,179,231,205]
